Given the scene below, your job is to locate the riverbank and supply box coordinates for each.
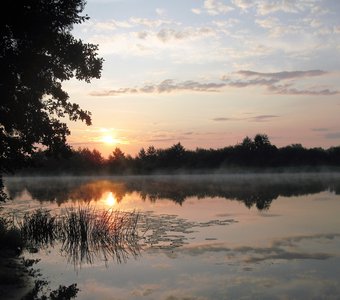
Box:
[0,251,33,300]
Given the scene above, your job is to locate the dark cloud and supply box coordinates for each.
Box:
[90,88,138,96]
[237,70,327,80]
[325,132,340,139]
[157,79,226,93]
[90,70,337,97]
[156,27,215,43]
[157,28,188,42]
[212,115,279,122]
[251,115,279,122]
[139,85,155,93]
[222,69,338,96]
[212,117,235,121]
[137,31,148,39]
[227,78,278,88]
[312,128,329,132]
[267,84,338,96]
[90,79,226,96]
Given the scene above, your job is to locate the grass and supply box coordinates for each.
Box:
[17,206,141,267]
[19,209,58,249]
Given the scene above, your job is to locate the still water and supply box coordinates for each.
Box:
[3,173,340,299]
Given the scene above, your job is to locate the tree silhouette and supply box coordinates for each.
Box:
[158,142,186,169]
[3,133,340,180]
[241,136,254,151]
[108,148,126,173]
[71,148,104,174]
[254,133,271,149]
[0,0,103,200]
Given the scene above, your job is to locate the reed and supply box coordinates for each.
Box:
[19,206,141,267]
[19,209,58,249]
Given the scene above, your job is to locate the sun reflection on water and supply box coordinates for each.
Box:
[105,192,117,207]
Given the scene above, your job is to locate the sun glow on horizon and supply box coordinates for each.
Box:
[98,128,126,146]
[101,135,119,145]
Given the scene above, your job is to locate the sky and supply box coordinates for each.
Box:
[64,0,340,157]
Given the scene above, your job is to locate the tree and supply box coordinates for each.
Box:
[71,148,104,174]
[162,143,186,169]
[107,148,126,173]
[0,0,103,200]
[137,148,147,160]
[253,134,271,149]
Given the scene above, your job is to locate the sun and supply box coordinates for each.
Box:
[101,135,117,145]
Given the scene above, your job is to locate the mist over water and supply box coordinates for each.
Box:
[4,172,340,208]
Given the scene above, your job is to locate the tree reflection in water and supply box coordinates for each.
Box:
[19,207,141,269]
[5,173,340,209]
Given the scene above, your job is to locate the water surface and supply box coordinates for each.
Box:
[3,173,340,299]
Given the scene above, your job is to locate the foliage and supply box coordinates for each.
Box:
[0,0,103,200]
[0,216,23,253]
[108,147,127,173]
[23,280,79,300]
[49,284,79,300]
[0,175,7,202]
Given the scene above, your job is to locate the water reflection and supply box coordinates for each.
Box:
[4,173,340,210]
[3,174,340,299]
[104,192,117,208]
[19,207,141,269]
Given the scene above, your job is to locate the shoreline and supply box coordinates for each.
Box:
[0,253,34,300]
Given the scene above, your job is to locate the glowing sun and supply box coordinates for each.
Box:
[101,135,117,145]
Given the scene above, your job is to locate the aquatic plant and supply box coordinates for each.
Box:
[19,206,141,268]
[19,209,58,249]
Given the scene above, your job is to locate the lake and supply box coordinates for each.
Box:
[2,173,340,299]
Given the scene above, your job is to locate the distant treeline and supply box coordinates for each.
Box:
[15,134,340,175]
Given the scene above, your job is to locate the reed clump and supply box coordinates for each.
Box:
[18,206,141,267]
[19,209,58,249]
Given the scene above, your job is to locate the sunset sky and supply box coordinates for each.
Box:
[64,0,340,157]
